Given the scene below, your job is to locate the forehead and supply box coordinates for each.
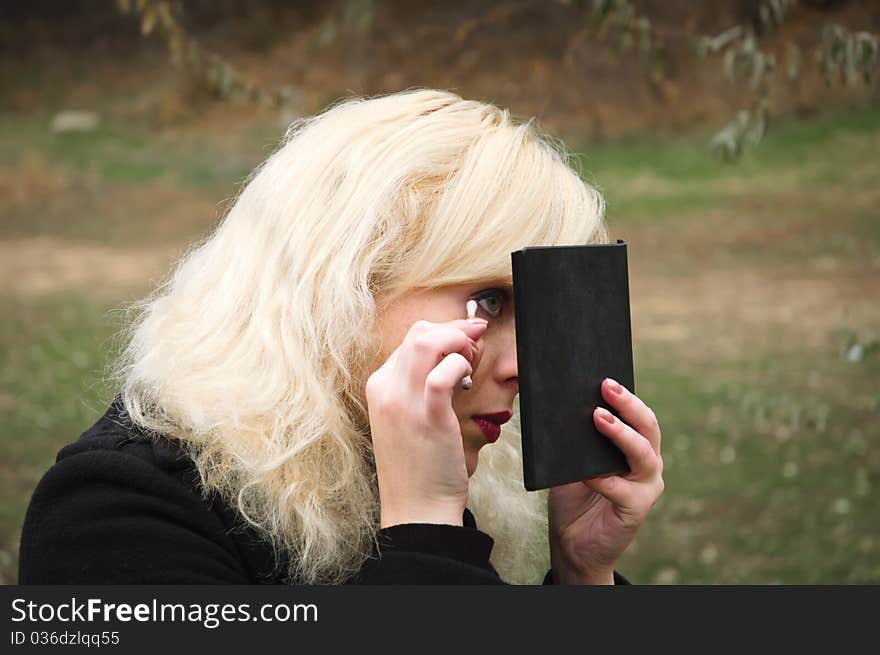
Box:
[403,277,514,302]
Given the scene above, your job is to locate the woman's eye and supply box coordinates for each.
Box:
[473,289,508,318]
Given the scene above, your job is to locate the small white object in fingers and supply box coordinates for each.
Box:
[462,300,479,389]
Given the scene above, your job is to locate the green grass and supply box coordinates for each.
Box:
[0,293,122,583]
[0,112,281,244]
[0,294,120,445]
[579,101,880,180]
[575,101,880,224]
[621,338,880,584]
[0,112,278,190]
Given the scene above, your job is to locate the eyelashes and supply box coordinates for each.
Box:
[472,288,511,318]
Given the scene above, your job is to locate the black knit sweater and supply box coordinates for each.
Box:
[18,399,627,585]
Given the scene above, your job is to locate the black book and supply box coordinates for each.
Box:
[511,240,635,491]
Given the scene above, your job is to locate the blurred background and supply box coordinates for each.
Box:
[1,0,877,584]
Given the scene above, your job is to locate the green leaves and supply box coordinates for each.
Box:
[114,0,303,113]
[113,0,878,161]
[710,99,769,162]
[574,1,876,161]
[758,0,795,35]
[820,25,879,85]
[697,25,744,59]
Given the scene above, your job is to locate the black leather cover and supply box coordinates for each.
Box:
[511,240,635,491]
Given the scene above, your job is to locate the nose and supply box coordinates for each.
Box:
[472,321,518,395]
[497,323,518,394]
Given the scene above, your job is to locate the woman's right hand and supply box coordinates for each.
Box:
[366,318,488,528]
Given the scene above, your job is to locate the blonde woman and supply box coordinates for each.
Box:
[19,90,664,585]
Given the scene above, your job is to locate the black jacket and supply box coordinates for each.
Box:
[18,398,627,585]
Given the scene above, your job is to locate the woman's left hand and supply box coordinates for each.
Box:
[547,377,665,584]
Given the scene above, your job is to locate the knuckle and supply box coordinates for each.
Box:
[411,334,434,354]
[424,371,448,393]
[448,352,468,366]
[646,409,660,430]
[371,391,404,417]
[635,436,654,461]
[649,480,665,506]
[365,368,388,396]
[406,319,434,342]
[603,475,620,493]
[377,398,399,416]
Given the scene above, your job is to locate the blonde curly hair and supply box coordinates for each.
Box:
[114,89,607,584]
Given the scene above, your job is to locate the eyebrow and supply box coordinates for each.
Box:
[476,282,514,302]
[480,278,513,289]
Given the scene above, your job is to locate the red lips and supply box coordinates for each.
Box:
[472,411,513,443]
[473,411,513,425]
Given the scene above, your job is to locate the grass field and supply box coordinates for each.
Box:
[1,101,878,584]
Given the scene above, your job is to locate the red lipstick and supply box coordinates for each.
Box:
[472,411,513,443]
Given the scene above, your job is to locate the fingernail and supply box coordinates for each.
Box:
[596,407,615,424]
[468,318,488,326]
[606,378,623,394]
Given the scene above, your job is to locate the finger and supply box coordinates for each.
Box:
[397,320,486,391]
[457,317,490,337]
[424,353,472,426]
[583,474,664,530]
[581,474,638,508]
[593,407,662,480]
[601,378,661,456]
[469,334,484,374]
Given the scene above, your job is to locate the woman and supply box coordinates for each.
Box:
[19,89,664,585]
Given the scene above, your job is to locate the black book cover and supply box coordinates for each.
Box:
[511,240,635,491]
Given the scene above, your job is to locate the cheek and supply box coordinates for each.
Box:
[375,298,465,358]
[451,388,477,420]
[469,328,507,374]
[451,390,465,414]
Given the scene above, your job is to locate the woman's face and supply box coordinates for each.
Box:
[370,280,519,476]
